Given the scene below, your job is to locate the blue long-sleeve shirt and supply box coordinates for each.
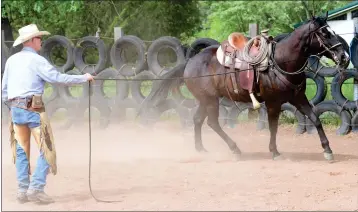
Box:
[2,47,87,101]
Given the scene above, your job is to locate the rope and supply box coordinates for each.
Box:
[88,81,122,203]
[92,55,329,81]
[242,36,270,65]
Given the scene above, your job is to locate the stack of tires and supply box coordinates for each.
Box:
[0,35,221,129]
[1,33,357,135]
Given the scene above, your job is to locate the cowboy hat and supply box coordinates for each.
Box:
[13,24,50,47]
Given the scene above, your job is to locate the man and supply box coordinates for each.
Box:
[1,23,94,204]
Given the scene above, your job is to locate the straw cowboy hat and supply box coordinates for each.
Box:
[13,24,50,47]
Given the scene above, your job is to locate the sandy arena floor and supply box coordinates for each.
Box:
[1,119,358,211]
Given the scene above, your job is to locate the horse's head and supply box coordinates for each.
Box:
[304,12,350,69]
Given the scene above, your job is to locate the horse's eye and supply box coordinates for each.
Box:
[321,30,329,38]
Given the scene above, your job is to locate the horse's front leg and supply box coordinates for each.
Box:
[289,92,333,161]
[266,102,283,160]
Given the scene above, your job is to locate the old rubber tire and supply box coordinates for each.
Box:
[257,105,268,130]
[137,99,175,127]
[130,71,157,104]
[147,36,186,76]
[110,35,146,77]
[255,103,306,134]
[171,80,196,108]
[57,69,87,103]
[219,97,235,107]
[42,83,59,105]
[306,100,352,135]
[45,98,75,130]
[74,36,107,75]
[188,105,228,128]
[331,69,358,110]
[352,110,358,133]
[185,38,220,59]
[306,55,338,77]
[227,102,254,127]
[40,35,75,73]
[350,35,358,68]
[77,98,112,129]
[92,68,129,106]
[281,103,306,134]
[173,103,191,128]
[76,81,112,130]
[304,71,327,106]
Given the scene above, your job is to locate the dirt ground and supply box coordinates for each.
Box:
[1,119,358,211]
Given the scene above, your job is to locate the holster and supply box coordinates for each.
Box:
[31,95,44,109]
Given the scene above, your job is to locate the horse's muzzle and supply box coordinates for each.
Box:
[337,52,350,68]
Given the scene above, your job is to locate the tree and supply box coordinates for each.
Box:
[1,0,202,42]
[193,0,352,42]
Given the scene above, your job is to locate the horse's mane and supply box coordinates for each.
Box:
[297,15,327,30]
[275,15,327,43]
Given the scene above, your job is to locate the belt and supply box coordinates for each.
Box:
[8,95,45,112]
[8,96,33,109]
[9,97,31,102]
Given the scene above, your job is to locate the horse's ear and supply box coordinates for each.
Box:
[311,14,315,20]
[324,11,328,21]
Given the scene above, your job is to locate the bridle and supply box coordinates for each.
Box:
[268,21,345,93]
[272,22,345,76]
[312,24,343,64]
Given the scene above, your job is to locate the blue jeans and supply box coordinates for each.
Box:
[11,105,50,193]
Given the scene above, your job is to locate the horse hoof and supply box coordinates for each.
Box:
[233,153,241,161]
[273,154,285,161]
[324,152,334,161]
[196,146,208,153]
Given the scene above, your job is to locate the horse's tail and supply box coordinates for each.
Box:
[137,61,188,115]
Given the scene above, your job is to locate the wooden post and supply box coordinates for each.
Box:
[114,27,124,42]
[1,30,6,79]
[249,23,259,38]
[95,27,101,38]
[1,30,5,48]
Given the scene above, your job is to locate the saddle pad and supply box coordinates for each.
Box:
[216,45,244,69]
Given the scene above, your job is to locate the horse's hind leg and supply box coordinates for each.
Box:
[206,97,241,155]
[194,103,208,152]
[266,102,282,159]
[289,93,333,161]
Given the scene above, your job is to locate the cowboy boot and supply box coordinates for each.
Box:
[17,191,28,203]
[27,190,54,204]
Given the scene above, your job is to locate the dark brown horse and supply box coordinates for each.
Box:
[141,14,350,161]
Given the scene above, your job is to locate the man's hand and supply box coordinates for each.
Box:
[84,73,94,82]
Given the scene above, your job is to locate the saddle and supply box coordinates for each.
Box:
[216,31,272,109]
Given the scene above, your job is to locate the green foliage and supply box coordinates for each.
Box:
[1,0,203,66]
[1,0,83,38]
[192,0,352,42]
[1,0,202,42]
